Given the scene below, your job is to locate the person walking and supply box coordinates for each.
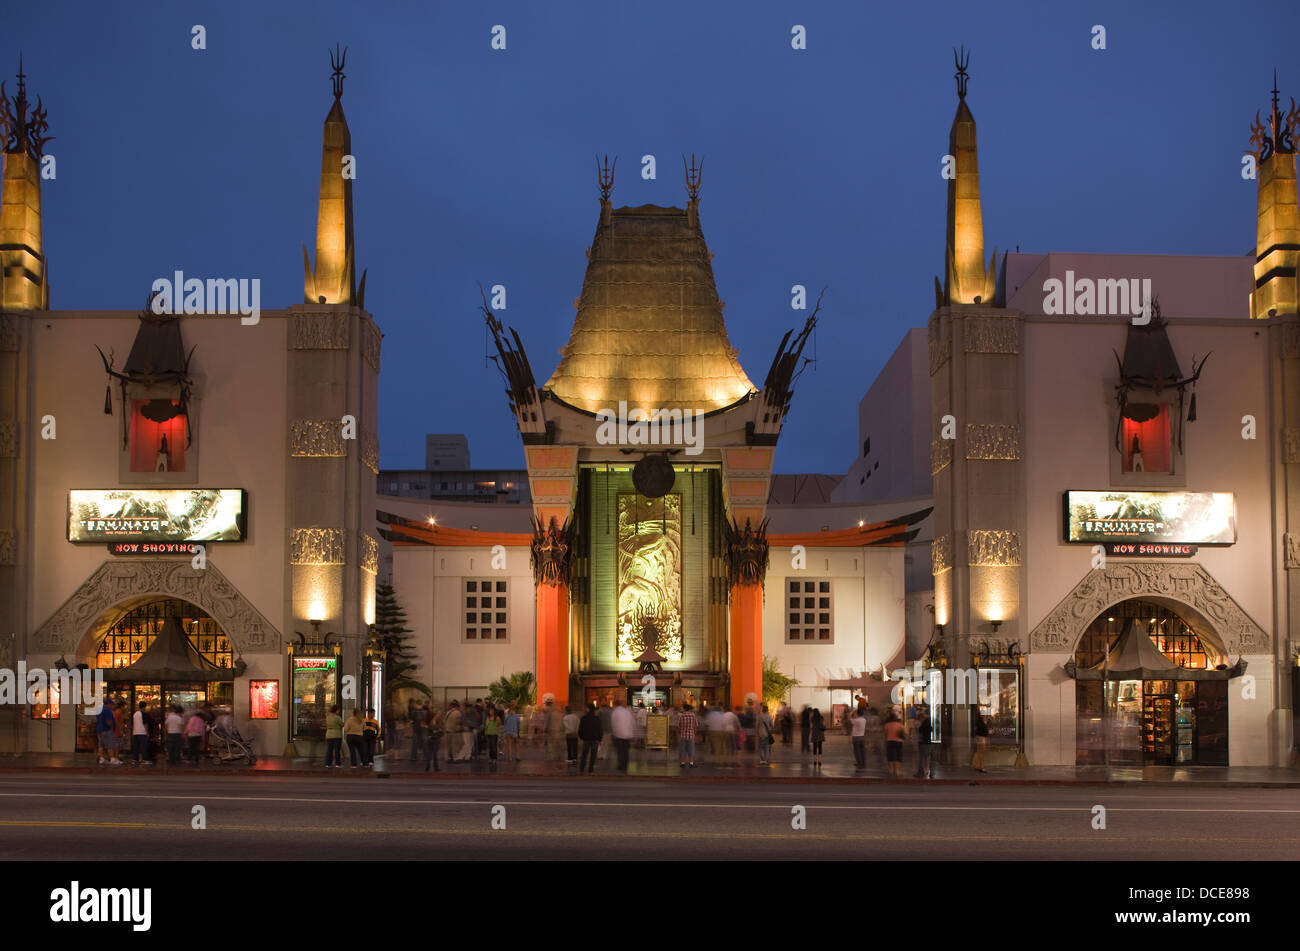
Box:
[971,709,989,772]
[916,707,935,779]
[677,703,699,768]
[562,705,580,764]
[596,699,613,761]
[463,702,481,762]
[324,705,344,768]
[850,705,868,771]
[443,701,463,762]
[424,705,444,771]
[578,702,602,774]
[131,702,153,766]
[344,708,366,768]
[611,697,634,773]
[799,705,812,753]
[408,700,427,763]
[756,703,774,765]
[866,706,885,768]
[883,708,906,778]
[503,704,521,761]
[809,708,826,767]
[164,705,185,766]
[183,708,205,764]
[779,703,794,745]
[723,707,740,765]
[484,706,501,764]
[362,708,380,766]
[95,701,118,765]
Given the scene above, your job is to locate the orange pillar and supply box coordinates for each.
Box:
[536,582,570,706]
[729,583,763,705]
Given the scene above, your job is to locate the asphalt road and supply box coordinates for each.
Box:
[0,774,1297,860]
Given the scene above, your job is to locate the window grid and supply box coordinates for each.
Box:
[786,579,832,643]
[464,579,508,642]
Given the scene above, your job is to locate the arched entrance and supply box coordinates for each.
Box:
[1071,599,1234,766]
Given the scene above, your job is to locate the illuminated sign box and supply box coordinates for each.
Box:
[1063,491,1235,545]
[68,489,246,543]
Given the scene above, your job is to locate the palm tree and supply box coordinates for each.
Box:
[488,671,536,708]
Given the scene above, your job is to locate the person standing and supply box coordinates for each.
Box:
[677,703,699,767]
[95,701,118,765]
[131,702,152,766]
[723,707,740,765]
[362,708,380,766]
[184,708,205,764]
[883,708,906,778]
[756,703,774,765]
[578,702,602,774]
[443,701,464,762]
[562,705,580,764]
[324,705,344,768]
[503,704,521,762]
[408,700,427,763]
[484,706,501,764]
[425,705,444,771]
[866,706,885,768]
[779,703,794,745]
[596,699,613,761]
[463,702,481,762]
[611,697,634,773]
[916,708,935,779]
[971,709,989,772]
[164,705,185,766]
[850,705,868,771]
[799,705,811,754]
[809,708,826,767]
[344,708,366,768]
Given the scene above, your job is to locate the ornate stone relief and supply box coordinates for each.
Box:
[930,437,952,476]
[360,430,380,474]
[963,316,1019,354]
[1282,323,1300,359]
[1028,562,1267,655]
[359,532,379,574]
[966,423,1021,460]
[291,528,346,565]
[290,418,345,457]
[33,560,281,655]
[1286,533,1300,569]
[361,318,382,373]
[0,315,18,351]
[292,312,349,350]
[0,418,15,457]
[0,529,14,566]
[931,534,952,574]
[968,529,1021,567]
[1285,428,1300,464]
[928,314,950,376]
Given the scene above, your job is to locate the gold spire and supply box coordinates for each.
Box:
[304,45,360,306]
[1248,72,1299,319]
[938,46,997,307]
[0,55,51,310]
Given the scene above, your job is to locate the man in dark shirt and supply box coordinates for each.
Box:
[578,702,602,774]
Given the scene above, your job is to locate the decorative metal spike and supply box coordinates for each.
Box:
[953,45,970,100]
[330,44,348,99]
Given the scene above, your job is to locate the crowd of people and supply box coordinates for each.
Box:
[368,694,964,777]
[93,699,230,766]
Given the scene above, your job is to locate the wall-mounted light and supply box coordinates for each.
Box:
[936,623,945,636]
[991,620,1002,634]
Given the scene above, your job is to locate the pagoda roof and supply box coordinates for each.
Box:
[542,203,756,414]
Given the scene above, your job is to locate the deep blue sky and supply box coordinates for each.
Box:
[9,1,1299,473]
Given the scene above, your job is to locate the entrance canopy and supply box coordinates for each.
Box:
[103,616,235,683]
[1066,618,1242,681]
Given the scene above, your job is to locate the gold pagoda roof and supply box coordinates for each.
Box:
[543,203,756,414]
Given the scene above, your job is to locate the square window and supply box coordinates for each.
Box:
[496,612,506,624]
[804,613,814,624]
[466,581,477,592]
[804,582,815,593]
[481,580,492,590]
[496,597,506,608]
[466,630,477,639]
[496,581,507,592]
[495,629,507,639]
[465,613,475,625]
[789,598,799,608]
[480,612,491,624]
[818,629,830,640]
[1121,405,1172,473]
[819,597,829,609]
[819,581,830,593]
[819,613,830,624]
[804,598,814,608]
[466,597,477,608]
[789,614,799,625]
[789,581,799,593]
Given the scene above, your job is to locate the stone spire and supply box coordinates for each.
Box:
[304,45,362,306]
[937,46,997,308]
[1249,71,1299,319]
[0,55,51,311]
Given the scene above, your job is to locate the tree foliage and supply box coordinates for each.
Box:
[373,583,431,701]
[762,654,799,710]
[488,671,536,708]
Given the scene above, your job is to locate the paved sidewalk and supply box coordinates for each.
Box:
[3,735,1297,785]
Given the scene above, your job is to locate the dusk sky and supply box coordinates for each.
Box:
[9,0,1298,473]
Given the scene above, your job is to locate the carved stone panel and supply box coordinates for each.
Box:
[1282,323,1300,359]
[968,529,1021,567]
[966,423,1021,460]
[0,418,15,457]
[292,312,349,350]
[359,533,379,574]
[1028,562,1268,655]
[360,430,380,474]
[931,534,953,574]
[361,319,382,373]
[33,560,282,655]
[0,315,18,351]
[928,313,951,376]
[964,316,1019,354]
[291,528,346,565]
[1286,533,1300,569]
[290,419,346,457]
[0,529,14,566]
[930,437,952,476]
[1285,428,1300,464]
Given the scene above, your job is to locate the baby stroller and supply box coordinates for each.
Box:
[205,717,257,765]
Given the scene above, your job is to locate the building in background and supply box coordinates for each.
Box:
[378,435,529,504]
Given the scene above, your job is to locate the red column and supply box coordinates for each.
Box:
[729,583,763,705]
[536,582,570,706]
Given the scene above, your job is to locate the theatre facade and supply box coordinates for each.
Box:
[0,59,380,754]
